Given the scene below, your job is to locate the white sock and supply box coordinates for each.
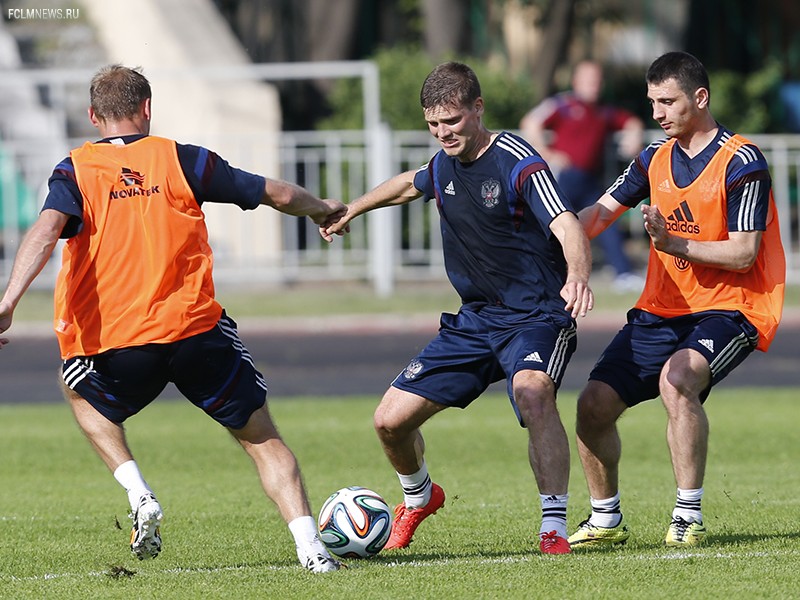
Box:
[397,462,432,509]
[288,515,330,560]
[540,493,568,538]
[673,487,703,523]
[113,460,154,511]
[590,493,622,528]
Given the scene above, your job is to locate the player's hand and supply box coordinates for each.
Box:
[641,204,672,251]
[561,279,594,318]
[315,200,350,242]
[322,205,356,240]
[0,303,13,347]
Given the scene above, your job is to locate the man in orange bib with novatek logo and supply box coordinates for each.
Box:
[0,65,346,573]
[566,52,785,550]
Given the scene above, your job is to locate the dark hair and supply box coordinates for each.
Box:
[90,65,151,121]
[420,62,481,110]
[646,51,710,99]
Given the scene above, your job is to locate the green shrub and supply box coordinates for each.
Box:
[708,60,783,133]
[319,45,538,132]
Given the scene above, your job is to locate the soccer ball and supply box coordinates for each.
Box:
[318,486,392,558]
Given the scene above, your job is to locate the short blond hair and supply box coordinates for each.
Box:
[89,65,151,121]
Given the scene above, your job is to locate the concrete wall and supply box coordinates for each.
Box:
[82,0,284,262]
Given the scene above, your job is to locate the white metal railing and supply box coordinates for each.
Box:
[273,129,445,285]
[2,128,800,290]
[0,62,798,289]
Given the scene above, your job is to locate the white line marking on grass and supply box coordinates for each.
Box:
[163,564,294,574]
[6,563,297,583]
[8,548,800,582]
[616,549,800,561]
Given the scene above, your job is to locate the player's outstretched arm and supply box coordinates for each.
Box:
[578,192,628,240]
[550,211,594,318]
[261,178,347,242]
[324,170,422,238]
[0,209,68,338]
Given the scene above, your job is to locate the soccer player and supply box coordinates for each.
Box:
[324,62,594,555]
[568,51,785,549]
[520,60,645,292]
[0,65,346,573]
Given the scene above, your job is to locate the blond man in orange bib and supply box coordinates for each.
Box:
[0,65,346,573]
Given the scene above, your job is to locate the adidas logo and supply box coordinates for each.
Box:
[698,338,714,353]
[668,200,694,223]
[444,181,456,195]
[665,200,700,234]
[657,179,672,193]
[523,352,543,363]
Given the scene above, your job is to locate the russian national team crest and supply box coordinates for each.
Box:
[480,178,501,208]
[402,359,423,380]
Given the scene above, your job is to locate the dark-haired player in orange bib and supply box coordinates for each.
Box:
[567,52,785,550]
[0,65,346,573]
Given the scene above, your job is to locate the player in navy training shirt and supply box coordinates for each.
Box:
[324,62,594,555]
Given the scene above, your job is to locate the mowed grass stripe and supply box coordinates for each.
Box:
[0,390,798,599]
[9,546,800,580]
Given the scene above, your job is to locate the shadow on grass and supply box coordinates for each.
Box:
[569,530,800,554]
[364,546,546,566]
[704,530,800,547]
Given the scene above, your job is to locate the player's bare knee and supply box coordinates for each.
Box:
[660,369,707,408]
[373,401,394,438]
[514,388,556,424]
[230,405,281,445]
[576,384,623,431]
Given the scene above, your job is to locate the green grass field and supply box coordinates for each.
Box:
[1,389,798,599]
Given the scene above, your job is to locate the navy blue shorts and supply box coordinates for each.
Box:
[61,313,267,428]
[589,309,758,407]
[392,304,577,424]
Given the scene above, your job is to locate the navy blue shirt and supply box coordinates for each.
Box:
[413,131,574,320]
[44,134,265,238]
[608,126,772,231]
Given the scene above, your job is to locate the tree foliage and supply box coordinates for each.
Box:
[318,45,538,132]
[707,60,784,134]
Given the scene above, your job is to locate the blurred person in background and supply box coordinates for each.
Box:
[521,60,645,293]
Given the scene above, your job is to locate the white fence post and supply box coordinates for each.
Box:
[769,137,793,277]
[367,122,395,297]
[361,61,396,297]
